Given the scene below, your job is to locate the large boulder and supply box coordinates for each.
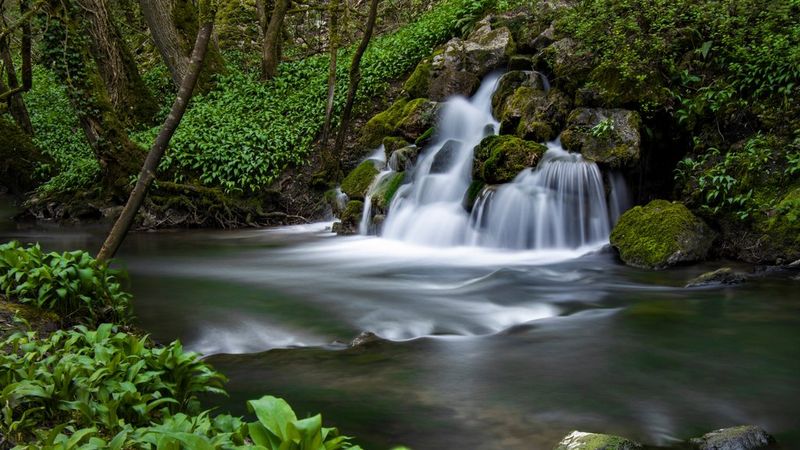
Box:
[370,172,405,211]
[554,431,642,450]
[359,98,440,149]
[403,20,515,101]
[611,200,715,270]
[540,37,593,93]
[473,135,547,184]
[560,108,641,168]
[689,425,777,450]
[340,161,379,200]
[493,78,572,142]
[491,70,546,116]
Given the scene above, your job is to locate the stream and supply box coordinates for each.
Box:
[1,198,798,449]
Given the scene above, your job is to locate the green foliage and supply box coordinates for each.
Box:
[23,68,99,196]
[0,324,226,446]
[590,117,614,138]
[675,134,787,220]
[129,0,493,194]
[0,242,131,325]
[2,324,364,449]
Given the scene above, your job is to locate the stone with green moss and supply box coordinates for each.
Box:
[689,425,776,449]
[757,186,800,262]
[491,71,546,117]
[560,108,641,168]
[473,135,546,184]
[359,98,439,148]
[340,161,379,200]
[403,57,433,99]
[372,172,406,211]
[611,200,715,269]
[542,38,594,93]
[382,137,411,156]
[493,78,572,143]
[554,431,642,450]
[463,180,486,212]
[333,200,364,236]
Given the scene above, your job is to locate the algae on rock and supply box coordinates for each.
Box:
[473,135,547,184]
[610,200,715,269]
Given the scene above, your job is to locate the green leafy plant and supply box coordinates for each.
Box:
[590,117,615,138]
[0,242,132,325]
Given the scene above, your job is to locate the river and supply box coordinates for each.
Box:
[1,196,798,449]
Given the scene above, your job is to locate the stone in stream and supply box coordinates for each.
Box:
[553,431,642,450]
[611,200,715,270]
[689,425,778,449]
[560,108,642,169]
[349,331,384,348]
[685,268,750,288]
[332,200,363,235]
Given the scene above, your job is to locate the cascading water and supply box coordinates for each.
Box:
[358,72,630,250]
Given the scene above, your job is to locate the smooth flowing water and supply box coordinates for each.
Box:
[1,198,798,449]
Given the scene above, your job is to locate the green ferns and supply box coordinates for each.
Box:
[0,242,131,326]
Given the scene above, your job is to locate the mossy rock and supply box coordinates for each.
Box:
[463,180,486,212]
[495,82,572,143]
[473,135,547,184]
[491,71,545,117]
[333,200,364,236]
[610,200,715,270]
[560,108,641,169]
[388,146,419,172]
[382,137,411,156]
[403,57,433,99]
[543,38,594,93]
[340,161,378,200]
[689,425,777,450]
[757,186,800,262]
[0,117,51,195]
[359,98,439,148]
[371,172,405,211]
[554,431,643,450]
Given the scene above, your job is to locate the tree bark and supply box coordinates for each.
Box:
[0,7,33,135]
[97,1,216,262]
[139,0,223,90]
[321,0,340,145]
[261,0,290,81]
[77,0,158,125]
[20,0,32,91]
[42,0,144,189]
[333,0,378,171]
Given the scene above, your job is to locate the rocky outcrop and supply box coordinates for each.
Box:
[560,108,641,168]
[473,135,547,184]
[492,71,572,142]
[553,431,642,450]
[541,37,593,93]
[689,425,777,450]
[611,200,715,269]
[685,267,749,288]
[403,20,515,101]
[340,161,379,200]
[359,98,440,149]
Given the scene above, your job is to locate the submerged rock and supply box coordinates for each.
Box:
[689,425,777,450]
[685,268,749,288]
[553,431,642,450]
[610,200,715,270]
[340,161,379,200]
[350,331,384,348]
[560,108,641,169]
[473,135,547,184]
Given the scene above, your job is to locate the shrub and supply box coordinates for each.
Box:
[0,242,132,325]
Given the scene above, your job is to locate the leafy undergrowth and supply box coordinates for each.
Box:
[1,325,367,450]
[0,242,131,327]
[130,0,496,195]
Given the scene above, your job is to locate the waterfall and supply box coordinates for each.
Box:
[358,73,628,251]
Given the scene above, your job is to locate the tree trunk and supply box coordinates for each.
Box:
[333,0,379,172]
[97,0,216,261]
[139,0,223,90]
[320,0,341,174]
[260,0,290,81]
[76,0,159,125]
[0,3,33,134]
[20,0,32,91]
[42,0,144,190]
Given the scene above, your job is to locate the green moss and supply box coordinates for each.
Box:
[517,121,553,142]
[340,161,379,199]
[359,98,432,148]
[415,127,435,146]
[341,200,364,223]
[382,137,411,155]
[373,172,406,210]
[554,431,642,450]
[473,135,546,184]
[610,200,715,269]
[758,186,800,261]
[403,57,433,99]
[464,180,486,211]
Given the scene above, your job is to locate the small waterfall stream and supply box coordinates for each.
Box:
[358,73,630,250]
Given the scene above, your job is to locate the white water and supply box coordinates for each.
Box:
[359,73,630,251]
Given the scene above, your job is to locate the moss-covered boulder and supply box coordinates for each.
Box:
[463,180,486,212]
[560,108,641,168]
[0,117,51,195]
[340,161,379,200]
[541,37,594,93]
[403,57,433,99]
[689,425,777,450]
[388,146,419,172]
[382,137,411,156]
[495,85,572,143]
[359,98,440,148]
[491,71,546,117]
[611,200,715,269]
[473,135,547,184]
[371,172,405,211]
[332,200,364,236]
[685,267,749,288]
[554,431,643,450]
[757,186,800,262]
